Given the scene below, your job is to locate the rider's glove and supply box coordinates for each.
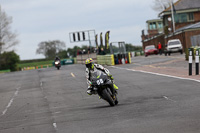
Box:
[87,80,92,86]
[108,74,114,80]
[110,76,114,80]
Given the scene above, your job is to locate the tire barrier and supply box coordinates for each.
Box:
[97,54,115,66]
[22,65,51,71]
[114,52,131,65]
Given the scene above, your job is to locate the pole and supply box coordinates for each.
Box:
[81,51,83,65]
[170,0,176,33]
[189,50,192,76]
[196,50,199,75]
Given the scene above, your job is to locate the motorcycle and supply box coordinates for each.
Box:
[55,60,61,70]
[90,70,118,106]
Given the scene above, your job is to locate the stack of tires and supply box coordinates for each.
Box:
[97,55,106,65]
[105,55,115,66]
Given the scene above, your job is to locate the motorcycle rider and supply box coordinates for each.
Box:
[55,56,60,62]
[85,58,118,95]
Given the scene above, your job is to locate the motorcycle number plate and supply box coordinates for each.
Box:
[97,79,103,85]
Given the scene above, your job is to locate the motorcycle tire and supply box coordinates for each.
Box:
[102,88,115,106]
[114,96,118,105]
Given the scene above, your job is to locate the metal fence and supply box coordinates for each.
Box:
[110,42,126,54]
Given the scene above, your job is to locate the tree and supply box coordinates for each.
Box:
[0,6,19,54]
[152,0,177,13]
[36,40,66,59]
[0,51,20,71]
[58,50,69,59]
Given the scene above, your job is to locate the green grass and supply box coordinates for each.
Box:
[18,60,54,68]
[0,69,11,73]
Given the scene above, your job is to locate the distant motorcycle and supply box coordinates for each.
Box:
[89,70,118,106]
[55,60,61,70]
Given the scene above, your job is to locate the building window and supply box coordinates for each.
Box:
[149,23,153,30]
[158,22,163,29]
[188,13,194,21]
[152,22,157,29]
[149,22,157,30]
[174,13,194,23]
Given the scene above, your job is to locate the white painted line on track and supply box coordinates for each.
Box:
[1,87,20,116]
[40,81,43,87]
[40,81,44,92]
[52,111,61,114]
[163,96,176,102]
[111,66,200,83]
[53,123,57,130]
[71,72,75,78]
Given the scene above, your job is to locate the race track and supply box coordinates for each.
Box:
[1,62,200,133]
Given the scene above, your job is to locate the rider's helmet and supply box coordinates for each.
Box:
[55,56,59,60]
[85,58,94,70]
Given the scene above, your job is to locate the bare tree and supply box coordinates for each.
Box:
[152,0,177,13]
[36,40,66,59]
[0,6,19,54]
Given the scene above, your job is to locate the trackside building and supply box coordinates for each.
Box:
[141,0,200,51]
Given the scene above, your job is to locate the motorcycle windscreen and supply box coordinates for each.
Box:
[91,70,101,80]
[90,70,107,85]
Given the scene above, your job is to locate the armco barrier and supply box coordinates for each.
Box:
[63,59,74,65]
[52,58,75,66]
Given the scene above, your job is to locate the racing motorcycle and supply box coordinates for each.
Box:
[90,70,118,106]
[54,60,61,70]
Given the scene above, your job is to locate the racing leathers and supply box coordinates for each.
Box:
[85,64,118,95]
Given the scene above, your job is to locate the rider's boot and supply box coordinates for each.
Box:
[87,87,94,95]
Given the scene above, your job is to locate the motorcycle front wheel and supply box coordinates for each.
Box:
[102,88,115,106]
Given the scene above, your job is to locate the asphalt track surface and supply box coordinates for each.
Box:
[1,59,200,133]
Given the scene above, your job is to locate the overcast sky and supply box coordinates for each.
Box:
[0,0,158,60]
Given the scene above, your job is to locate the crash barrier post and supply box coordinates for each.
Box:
[189,50,192,76]
[195,50,199,75]
[128,52,131,64]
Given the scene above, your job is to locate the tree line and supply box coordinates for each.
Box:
[0,6,19,71]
